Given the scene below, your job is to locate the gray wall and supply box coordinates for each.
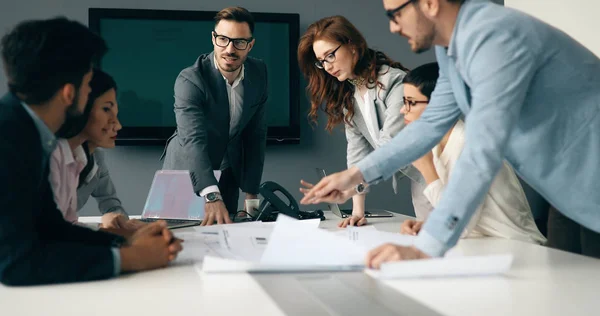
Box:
[0,0,501,216]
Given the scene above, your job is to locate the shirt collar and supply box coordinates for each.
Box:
[214,53,245,87]
[21,101,57,158]
[56,139,87,167]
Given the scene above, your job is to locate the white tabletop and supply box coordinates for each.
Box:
[2,211,599,316]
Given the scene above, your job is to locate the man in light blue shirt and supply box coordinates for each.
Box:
[301,0,600,266]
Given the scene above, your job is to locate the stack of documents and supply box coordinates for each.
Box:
[185,214,513,278]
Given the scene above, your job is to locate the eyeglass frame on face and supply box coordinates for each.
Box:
[212,31,254,50]
[314,44,343,69]
[402,96,428,113]
[386,0,417,24]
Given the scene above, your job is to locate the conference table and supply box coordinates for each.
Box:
[1,211,599,316]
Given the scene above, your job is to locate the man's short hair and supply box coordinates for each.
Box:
[1,17,107,104]
[214,7,255,35]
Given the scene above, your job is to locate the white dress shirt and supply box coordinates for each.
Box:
[415,120,546,244]
[354,88,379,141]
[199,56,245,197]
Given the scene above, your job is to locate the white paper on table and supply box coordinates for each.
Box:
[332,225,377,239]
[344,226,415,250]
[199,256,364,274]
[369,254,514,279]
[188,217,322,263]
[260,214,366,266]
[198,214,366,273]
[171,231,236,265]
[218,225,274,262]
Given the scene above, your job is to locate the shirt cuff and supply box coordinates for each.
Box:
[111,247,121,276]
[414,229,449,257]
[356,158,384,186]
[199,185,220,197]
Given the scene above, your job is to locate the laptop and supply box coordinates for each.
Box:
[315,168,394,218]
[139,170,210,229]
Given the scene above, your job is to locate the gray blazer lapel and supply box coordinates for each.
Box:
[207,52,231,129]
[370,87,385,138]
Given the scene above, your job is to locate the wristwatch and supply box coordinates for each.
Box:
[355,182,367,195]
[204,192,223,203]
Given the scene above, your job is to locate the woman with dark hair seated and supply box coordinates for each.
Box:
[51,68,143,230]
[398,62,545,244]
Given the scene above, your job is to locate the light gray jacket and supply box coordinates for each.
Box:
[76,149,127,216]
[345,65,429,209]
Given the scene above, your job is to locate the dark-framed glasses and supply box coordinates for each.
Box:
[386,0,417,24]
[403,96,428,112]
[213,32,253,50]
[314,44,343,69]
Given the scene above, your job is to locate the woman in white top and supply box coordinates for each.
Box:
[297,15,431,227]
[399,63,546,244]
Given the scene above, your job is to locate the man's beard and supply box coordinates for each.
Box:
[57,89,87,139]
[412,6,436,54]
[65,89,84,120]
[219,52,245,72]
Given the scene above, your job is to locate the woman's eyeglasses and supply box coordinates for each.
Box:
[402,97,428,112]
[314,44,343,69]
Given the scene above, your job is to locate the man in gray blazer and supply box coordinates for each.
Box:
[162,7,268,225]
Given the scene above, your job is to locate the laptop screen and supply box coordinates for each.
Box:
[142,170,211,220]
[314,168,344,217]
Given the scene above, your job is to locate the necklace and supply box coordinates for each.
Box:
[347,77,366,86]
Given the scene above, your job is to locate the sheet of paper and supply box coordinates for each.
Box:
[218,225,274,262]
[342,226,415,250]
[198,215,366,273]
[369,254,514,279]
[335,227,462,257]
[171,231,235,265]
[260,214,366,267]
[199,256,364,274]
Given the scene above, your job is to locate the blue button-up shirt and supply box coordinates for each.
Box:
[357,0,600,256]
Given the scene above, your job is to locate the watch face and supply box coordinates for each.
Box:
[206,192,217,201]
[357,183,365,193]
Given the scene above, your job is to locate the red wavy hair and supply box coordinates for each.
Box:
[298,15,409,132]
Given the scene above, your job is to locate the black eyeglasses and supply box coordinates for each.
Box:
[403,97,428,112]
[386,0,417,24]
[212,32,253,50]
[314,44,343,69]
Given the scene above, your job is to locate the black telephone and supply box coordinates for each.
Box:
[254,181,325,222]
